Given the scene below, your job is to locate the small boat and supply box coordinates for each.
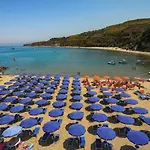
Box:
[119,59,127,64]
[108,61,116,65]
[136,60,145,65]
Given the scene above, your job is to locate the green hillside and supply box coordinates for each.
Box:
[24,19,150,52]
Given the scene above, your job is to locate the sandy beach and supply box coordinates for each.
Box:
[0,75,150,150]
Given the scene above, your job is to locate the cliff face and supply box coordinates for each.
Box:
[24,18,150,52]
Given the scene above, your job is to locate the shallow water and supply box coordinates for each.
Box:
[0,46,150,78]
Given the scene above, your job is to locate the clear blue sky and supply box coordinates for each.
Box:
[0,0,150,45]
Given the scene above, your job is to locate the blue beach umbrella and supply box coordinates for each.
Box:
[20,118,37,128]
[124,99,138,105]
[49,109,64,117]
[72,82,80,86]
[127,130,149,145]
[4,97,17,103]
[72,95,82,101]
[29,108,43,116]
[0,90,10,95]
[36,99,49,106]
[2,126,22,138]
[0,103,8,111]
[68,123,86,136]
[43,121,60,133]
[92,113,108,122]
[72,90,81,95]
[133,107,148,114]
[73,85,81,89]
[74,75,80,79]
[142,116,150,125]
[8,86,18,90]
[70,102,83,110]
[118,115,135,125]
[37,83,44,88]
[52,101,66,108]
[13,91,24,97]
[111,105,125,112]
[56,94,67,100]
[100,87,109,91]
[33,87,43,93]
[26,92,36,98]
[10,105,24,113]
[19,97,31,104]
[106,98,118,104]
[42,93,52,99]
[69,111,84,120]
[90,104,103,111]
[60,85,68,89]
[115,88,125,92]
[87,86,94,91]
[59,89,68,94]
[62,81,69,85]
[45,88,54,94]
[88,97,99,103]
[97,127,116,140]
[0,115,15,125]
[0,85,5,90]
[103,92,113,97]
[4,81,13,85]
[120,92,131,98]
[87,91,97,96]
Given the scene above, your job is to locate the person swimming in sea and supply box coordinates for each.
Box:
[13,57,16,61]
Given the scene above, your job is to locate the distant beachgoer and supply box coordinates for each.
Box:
[13,57,16,61]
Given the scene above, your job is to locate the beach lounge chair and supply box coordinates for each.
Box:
[33,127,40,137]
[43,108,47,114]
[95,139,102,150]
[79,136,85,148]
[102,124,108,127]
[58,119,63,125]
[26,144,33,150]
[40,133,50,143]
[38,117,43,124]
[54,134,60,143]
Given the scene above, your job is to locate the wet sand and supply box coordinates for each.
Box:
[0,75,150,150]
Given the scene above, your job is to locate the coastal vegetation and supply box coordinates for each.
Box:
[24,19,150,52]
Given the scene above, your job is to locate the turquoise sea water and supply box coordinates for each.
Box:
[0,46,150,78]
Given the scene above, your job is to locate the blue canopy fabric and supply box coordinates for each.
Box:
[4,97,17,103]
[87,91,97,96]
[142,116,150,125]
[88,97,99,103]
[2,126,22,138]
[100,87,109,91]
[0,103,8,110]
[115,88,125,92]
[0,85,5,90]
[20,118,37,128]
[73,85,81,90]
[19,97,31,104]
[26,92,36,98]
[118,115,135,125]
[72,95,82,101]
[68,124,86,136]
[72,90,81,95]
[49,109,64,117]
[90,104,103,111]
[120,92,131,98]
[92,113,108,122]
[69,111,84,120]
[106,98,118,104]
[111,105,125,112]
[62,81,69,85]
[72,82,80,86]
[42,93,52,99]
[43,121,60,133]
[59,89,68,94]
[13,91,24,97]
[127,130,149,145]
[52,101,66,108]
[33,87,43,93]
[60,85,68,89]
[36,99,48,106]
[70,102,83,110]
[8,86,18,90]
[0,90,10,95]
[87,86,94,91]
[97,127,116,140]
[37,83,44,88]
[10,105,24,113]
[56,94,67,100]
[45,88,54,93]
[103,92,113,97]
[29,108,43,115]
[0,115,15,125]
[133,107,148,114]
[124,99,138,105]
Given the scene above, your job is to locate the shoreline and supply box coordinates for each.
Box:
[27,45,150,56]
